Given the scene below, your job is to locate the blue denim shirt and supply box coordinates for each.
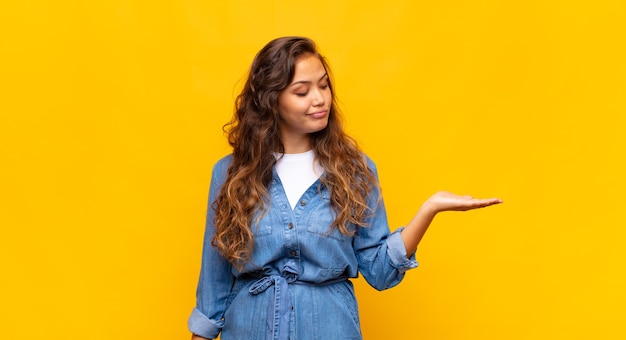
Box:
[188,154,418,340]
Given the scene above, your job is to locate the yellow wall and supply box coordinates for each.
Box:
[1,1,624,339]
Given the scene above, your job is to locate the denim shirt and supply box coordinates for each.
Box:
[188,154,418,340]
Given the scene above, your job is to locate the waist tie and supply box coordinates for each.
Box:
[248,261,299,340]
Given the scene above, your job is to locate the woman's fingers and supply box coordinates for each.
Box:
[428,191,502,212]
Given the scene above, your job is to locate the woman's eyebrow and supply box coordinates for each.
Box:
[289,72,328,86]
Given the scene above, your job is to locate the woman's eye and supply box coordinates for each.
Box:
[295,92,308,97]
[320,83,329,89]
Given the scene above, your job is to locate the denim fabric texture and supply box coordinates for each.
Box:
[188,154,419,340]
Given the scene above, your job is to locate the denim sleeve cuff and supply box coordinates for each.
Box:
[188,308,223,339]
[386,227,419,273]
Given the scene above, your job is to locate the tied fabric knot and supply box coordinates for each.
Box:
[248,261,299,340]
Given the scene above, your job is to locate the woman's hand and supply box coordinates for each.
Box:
[421,191,503,215]
[400,191,502,255]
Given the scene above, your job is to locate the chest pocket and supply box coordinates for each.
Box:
[251,210,273,238]
[307,190,352,241]
[253,225,272,237]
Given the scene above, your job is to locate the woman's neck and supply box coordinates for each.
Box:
[281,134,312,154]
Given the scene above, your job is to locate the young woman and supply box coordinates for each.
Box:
[188,36,501,340]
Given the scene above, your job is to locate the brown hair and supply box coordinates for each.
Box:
[212,37,379,269]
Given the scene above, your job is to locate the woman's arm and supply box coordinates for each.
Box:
[401,191,502,255]
[188,156,235,339]
[191,335,211,340]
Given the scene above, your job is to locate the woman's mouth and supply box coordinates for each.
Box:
[308,110,328,118]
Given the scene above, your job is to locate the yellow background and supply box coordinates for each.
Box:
[1,1,625,339]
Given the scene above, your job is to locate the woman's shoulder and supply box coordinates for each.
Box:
[214,153,233,165]
[211,154,233,176]
[361,153,378,173]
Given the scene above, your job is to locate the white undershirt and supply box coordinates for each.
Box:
[274,150,324,210]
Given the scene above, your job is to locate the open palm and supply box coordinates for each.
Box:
[424,191,502,213]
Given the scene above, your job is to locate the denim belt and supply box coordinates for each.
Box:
[246,261,348,340]
[248,261,298,340]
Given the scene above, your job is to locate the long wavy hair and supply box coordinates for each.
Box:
[212,37,379,269]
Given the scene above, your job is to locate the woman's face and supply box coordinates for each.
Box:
[277,53,332,151]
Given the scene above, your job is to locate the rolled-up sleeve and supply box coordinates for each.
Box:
[188,157,234,339]
[188,308,223,338]
[354,158,418,291]
[385,227,419,272]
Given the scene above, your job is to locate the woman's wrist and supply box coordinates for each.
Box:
[419,199,440,219]
[191,334,211,340]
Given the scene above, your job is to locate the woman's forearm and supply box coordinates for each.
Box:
[191,335,211,340]
[400,204,437,255]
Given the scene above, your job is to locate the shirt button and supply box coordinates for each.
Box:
[290,251,297,257]
[300,200,306,206]
[288,223,294,229]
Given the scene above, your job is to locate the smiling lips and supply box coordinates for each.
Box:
[307,110,328,118]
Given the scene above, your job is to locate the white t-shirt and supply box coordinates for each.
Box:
[274,150,324,210]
